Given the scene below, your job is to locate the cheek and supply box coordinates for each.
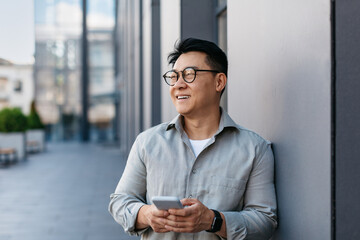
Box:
[169,88,176,101]
[169,87,173,96]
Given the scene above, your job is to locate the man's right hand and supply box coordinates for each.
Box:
[136,205,170,233]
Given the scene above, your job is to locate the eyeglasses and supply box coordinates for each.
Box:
[163,67,220,86]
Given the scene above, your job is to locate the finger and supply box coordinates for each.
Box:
[169,202,201,216]
[150,219,171,233]
[180,198,198,206]
[152,214,172,227]
[155,210,170,217]
[168,207,190,217]
[164,224,192,233]
[147,209,171,230]
[152,226,171,233]
[151,206,169,217]
[164,219,190,229]
[166,213,188,222]
[164,215,201,233]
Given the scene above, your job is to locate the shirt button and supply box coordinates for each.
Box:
[192,169,197,174]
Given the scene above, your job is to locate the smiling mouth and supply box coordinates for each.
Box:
[177,96,190,100]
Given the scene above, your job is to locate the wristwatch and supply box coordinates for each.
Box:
[206,209,223,233]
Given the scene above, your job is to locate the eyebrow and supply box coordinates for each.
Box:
[172,66,199,71]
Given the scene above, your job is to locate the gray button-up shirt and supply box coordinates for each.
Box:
[109,110,277,240]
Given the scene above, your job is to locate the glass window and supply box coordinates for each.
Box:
[0,77,8,91]
[14,79,22,92]
[34,0,82,141]
[34,0,116,142]
[87,0,116,142]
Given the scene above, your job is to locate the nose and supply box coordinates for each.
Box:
[173,73,187,88]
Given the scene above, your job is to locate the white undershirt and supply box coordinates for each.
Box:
[189,138,211,157]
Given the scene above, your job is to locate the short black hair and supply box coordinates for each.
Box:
[167,38,228,77]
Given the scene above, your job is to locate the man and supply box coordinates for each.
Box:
[109,38,277,239]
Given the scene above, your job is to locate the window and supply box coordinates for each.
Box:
[14,79,22,92]
[0,77,8,92]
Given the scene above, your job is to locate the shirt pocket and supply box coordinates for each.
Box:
[207,176,247,210]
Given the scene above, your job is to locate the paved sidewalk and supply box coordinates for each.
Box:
[0,142,140,240]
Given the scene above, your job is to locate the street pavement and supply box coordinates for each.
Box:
[0,142,140,240]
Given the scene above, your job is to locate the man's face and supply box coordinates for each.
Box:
[170,51,220,118]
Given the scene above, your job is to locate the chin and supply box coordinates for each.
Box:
[175,106,190,116]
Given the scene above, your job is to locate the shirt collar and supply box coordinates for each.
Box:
[166,107,239,135]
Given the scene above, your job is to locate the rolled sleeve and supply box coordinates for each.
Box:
[223,145,277,240]
[108,136,149,236]
[109,194,147,235]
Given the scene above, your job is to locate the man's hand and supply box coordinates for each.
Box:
[163,198,214,233]
[136,205,170,233]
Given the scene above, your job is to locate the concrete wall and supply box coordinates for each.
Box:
[160,0,181,122]
[142,0,152,130]
[227,1,331,239]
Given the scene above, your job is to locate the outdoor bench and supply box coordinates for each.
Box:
[0,148,17,165]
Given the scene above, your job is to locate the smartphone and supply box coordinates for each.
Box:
[152,196,184,210]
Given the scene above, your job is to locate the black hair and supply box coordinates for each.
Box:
[167,38,228,77]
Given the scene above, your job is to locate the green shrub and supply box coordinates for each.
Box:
[27,101,44,130]
[0,107,28,133]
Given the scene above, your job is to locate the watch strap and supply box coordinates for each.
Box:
[206,209,223,233]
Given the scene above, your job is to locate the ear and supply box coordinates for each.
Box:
[215,73,227,93]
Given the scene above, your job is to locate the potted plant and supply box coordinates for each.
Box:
[0,107,28,161]
[26,101,45,153]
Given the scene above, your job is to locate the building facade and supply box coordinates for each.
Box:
[0,58,34,115]
[114,0,360,239]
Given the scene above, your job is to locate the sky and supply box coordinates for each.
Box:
[0,0,35,64]
[0,0,114,65]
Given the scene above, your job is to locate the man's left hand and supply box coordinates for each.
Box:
[163,198,214,233]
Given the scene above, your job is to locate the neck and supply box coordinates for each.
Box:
[183,107,221,140]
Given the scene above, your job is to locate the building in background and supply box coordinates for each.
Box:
[34,0,117,142]
[87,29,117,142]
[0,58,34,114]
[34,0,83,141]
[114,0,360,239]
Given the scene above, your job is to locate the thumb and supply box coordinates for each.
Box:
[180,198,198,206]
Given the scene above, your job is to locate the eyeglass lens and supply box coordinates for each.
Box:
[164,68,196,85]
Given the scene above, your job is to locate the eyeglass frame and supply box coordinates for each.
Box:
[162,67,220,86]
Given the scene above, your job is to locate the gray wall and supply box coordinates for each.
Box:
[335,1,360,239]
[227,1,331,239]
[151,0,162,126]
[115,1,360,238]
[116,0,163,153]
[181,0,216,41]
